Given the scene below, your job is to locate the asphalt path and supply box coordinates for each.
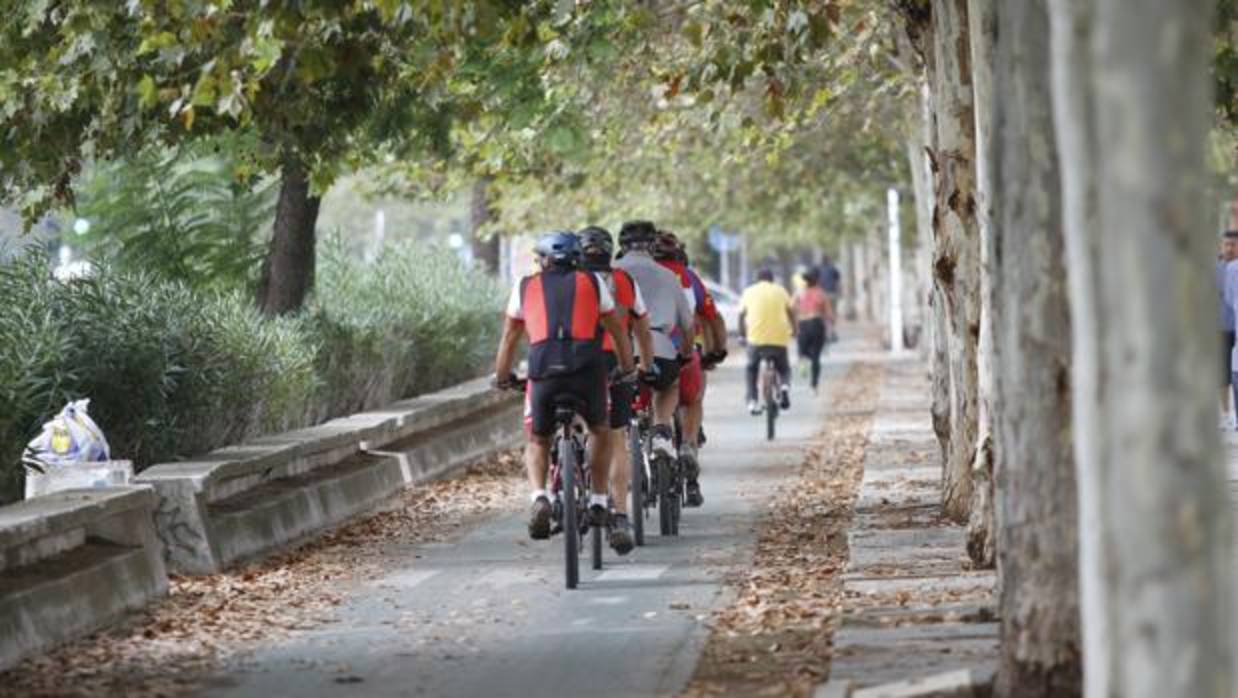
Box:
[200,352,843,698]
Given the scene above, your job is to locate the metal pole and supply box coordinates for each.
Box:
[887,188,905,353]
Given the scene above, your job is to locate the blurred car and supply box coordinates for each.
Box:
[700,277,742,335]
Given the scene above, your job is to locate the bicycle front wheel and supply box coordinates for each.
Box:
[561,436,580,589]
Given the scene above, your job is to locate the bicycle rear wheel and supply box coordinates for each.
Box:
[766,400,777,440]
[670,464,682,536]
[629,426,646,546]
[591,493,603,570]
[658,455,677,537]
[561,436,579,589]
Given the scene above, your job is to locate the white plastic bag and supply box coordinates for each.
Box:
[23,398,111,468]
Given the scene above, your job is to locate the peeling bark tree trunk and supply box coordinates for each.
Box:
[964,0,997,569]
[257,158,322,316]
[929,0,982,522]
[866,229,886,332]
[908,81,938,363]
[991,0,1081,694]
[470,177,500,275]
[852,241,870,322]
[1050,1,1233,696]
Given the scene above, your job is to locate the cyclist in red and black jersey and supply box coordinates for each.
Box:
[652,231,727,507]
[580,226,656,553]
[494,232,638,542]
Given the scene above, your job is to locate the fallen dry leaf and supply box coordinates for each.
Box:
[1,451,524,698]
[682,358,883,698]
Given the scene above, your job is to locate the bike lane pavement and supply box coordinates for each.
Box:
[198,350,844,698]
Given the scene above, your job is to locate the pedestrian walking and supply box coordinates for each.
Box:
[819,255,842,343]
[1221,230,1238,428]
[793,269,834,392]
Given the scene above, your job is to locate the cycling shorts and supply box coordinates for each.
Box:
[645,356,682,392]
[678,351,703,407]
[603,353,635,429]
[524,362,608,437]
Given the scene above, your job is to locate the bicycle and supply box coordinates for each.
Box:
[629,393,682,542]
[759,356,782,441]
[503,378,604,590]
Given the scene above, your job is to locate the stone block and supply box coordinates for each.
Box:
[0,488,168,672]
[136,378,523,574]
[851,669,994,698]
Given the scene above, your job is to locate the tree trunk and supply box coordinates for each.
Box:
[908,81,937,362]
[257,159,321,316]
[1050,1,1233,696]
[929,0,982,522]
[990,1,1081,694]
[469,177,500,275]
[964,0,997,569]
[866,228,886,332]
[852,241,870,322]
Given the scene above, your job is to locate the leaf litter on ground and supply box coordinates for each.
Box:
[681,361,883,698]
[0,451,524,698]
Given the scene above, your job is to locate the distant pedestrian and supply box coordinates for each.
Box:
[819,256,842,342]
[1222,230,1238,428]
[793,269,834,392]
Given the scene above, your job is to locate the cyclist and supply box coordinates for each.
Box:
[652,231,726,507]
[739,268,795,416]
[493,232,637,545]
[579,225,656,553]
[614,221,694,468]
[792,268,834,393]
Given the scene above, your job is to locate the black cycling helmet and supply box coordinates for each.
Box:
[534,231,581,268]
[653,230,685,262]
[578,225,613,271]
[618,220,657,249]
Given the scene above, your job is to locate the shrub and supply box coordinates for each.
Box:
[0,243,501,504]
[0,250,320,500]
[310,239,502,420]
[74,139,275,293]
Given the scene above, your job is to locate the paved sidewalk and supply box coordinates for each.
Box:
[819,358,997,697]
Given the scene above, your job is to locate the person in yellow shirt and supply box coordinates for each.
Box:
[739,269,796,415]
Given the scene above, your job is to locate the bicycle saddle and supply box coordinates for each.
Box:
[551,395,588,421]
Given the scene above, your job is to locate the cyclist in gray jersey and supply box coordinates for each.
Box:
[615,221,694,461]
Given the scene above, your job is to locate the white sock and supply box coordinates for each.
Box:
[531,489,548,503]
[590,493,609,508]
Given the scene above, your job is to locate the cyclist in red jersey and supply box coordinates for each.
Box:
[579,226,655,553]
[652,231,727,507]
[494,232,637,541]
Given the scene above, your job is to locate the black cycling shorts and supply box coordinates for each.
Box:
[604,353,635,429]
[645,356,681,392]
[525,362,608,437]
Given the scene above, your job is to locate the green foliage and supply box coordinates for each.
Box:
[0,249,317,500]
[420,1,911,253]
[310,238,502,419]
[0,244,501,504]
[1,1,569,220]
[1218,0,1238,126]
[75,140,275,291]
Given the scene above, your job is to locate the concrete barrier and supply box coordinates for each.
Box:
[137,378,522,574]
[0,487,168,672]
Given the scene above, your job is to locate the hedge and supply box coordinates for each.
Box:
[0,244,501,503]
